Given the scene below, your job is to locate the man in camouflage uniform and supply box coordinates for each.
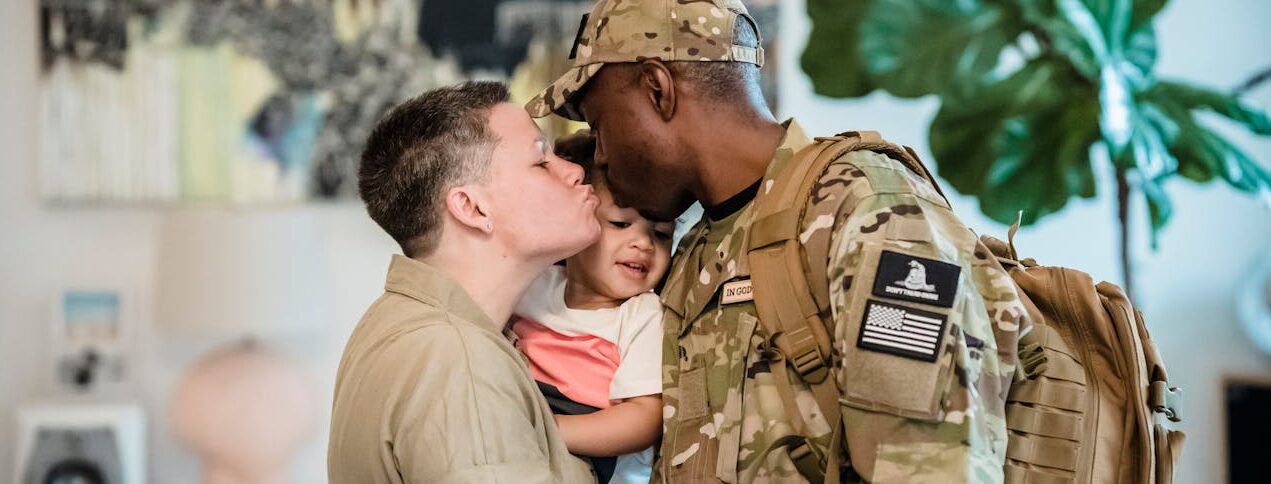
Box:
[527,1,1030,482]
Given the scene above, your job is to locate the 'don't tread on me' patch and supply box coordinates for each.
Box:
[872,250,959,308]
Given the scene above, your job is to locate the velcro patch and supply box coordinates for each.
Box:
[720,279,754,305]
[872,250,960,308]
[857,300,947,362]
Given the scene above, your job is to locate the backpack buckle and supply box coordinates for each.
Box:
[1149,380,1182,422]
[762,328,829,384]
[777,325,830,384]
[790,345,829,384]
[772,435,826,482]
[1017,342,1048,380]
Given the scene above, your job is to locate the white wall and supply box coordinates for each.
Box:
[1,0,1267,483]
[0,2,397,482]
[777,1,1271,483]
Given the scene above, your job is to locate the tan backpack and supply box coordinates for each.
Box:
[746,132,1185,483]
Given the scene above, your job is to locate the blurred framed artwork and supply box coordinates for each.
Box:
[52,288,131,393]
[37,0,782,205]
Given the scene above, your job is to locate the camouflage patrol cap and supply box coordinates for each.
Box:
[526,0,764,121]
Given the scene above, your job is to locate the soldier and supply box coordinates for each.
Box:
[527,0,1030,483]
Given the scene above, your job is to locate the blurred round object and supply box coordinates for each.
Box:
[169,340,317,484]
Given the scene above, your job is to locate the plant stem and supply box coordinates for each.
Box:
[1116,167,1136,303]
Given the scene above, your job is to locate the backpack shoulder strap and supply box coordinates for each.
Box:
[747,134,845,482]
[748,130,933,481]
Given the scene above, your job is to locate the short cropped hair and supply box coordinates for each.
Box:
[358,81,510,257]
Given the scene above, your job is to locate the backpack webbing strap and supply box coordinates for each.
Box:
[1006,406,1083,441]
[1007,433,1079,471]
[1004,463,1073,484]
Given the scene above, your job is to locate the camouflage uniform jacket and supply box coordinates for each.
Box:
[652,120,1029,483]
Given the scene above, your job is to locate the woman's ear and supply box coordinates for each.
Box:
[445,185,494,234]
[639,59,676,122]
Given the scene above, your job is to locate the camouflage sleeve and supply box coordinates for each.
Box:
[820,150,1025,483]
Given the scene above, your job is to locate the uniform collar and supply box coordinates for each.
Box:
[702,118,812,222]
[767,118,813,177]
[383,254,499,334]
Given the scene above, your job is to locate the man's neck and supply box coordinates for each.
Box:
[422,240,546,326]
[691,117,786,209]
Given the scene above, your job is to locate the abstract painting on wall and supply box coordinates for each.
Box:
[38,0,780,204]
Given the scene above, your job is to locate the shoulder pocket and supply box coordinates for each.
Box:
[835,241,959,422]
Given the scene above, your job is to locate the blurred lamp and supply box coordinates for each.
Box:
[155,209,323,484]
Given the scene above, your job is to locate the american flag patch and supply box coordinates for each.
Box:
[857,300,948,362]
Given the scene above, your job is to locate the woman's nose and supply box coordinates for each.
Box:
[552,155,585,186]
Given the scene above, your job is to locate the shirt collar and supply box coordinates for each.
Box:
[771,118,813,172]
[701,118,812,222]
[383,254,499,334]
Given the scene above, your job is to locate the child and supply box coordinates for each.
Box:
[510,131,673,484]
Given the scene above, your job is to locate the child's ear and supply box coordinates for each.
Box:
[445,185,494,234]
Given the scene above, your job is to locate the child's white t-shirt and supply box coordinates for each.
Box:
[512,265,663,407]
[512,265,663,484]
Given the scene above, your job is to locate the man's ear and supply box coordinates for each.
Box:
[444,185,494,234]
[639,59,676,122]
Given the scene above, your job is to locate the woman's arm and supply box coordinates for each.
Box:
[554,394,662,457]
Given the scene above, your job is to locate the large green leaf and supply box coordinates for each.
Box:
[1147,81,1271,134]
[1016,0,1159,158]
[931,61,1062,195]
[1115,102,1179,240]
[1140,80,1271,200]
[859,0,1023,98]
[931,59,1101,225]
[1016,0,1100,78]
[802,0,876,98]
[800,0,1267,246]
[1121,24,1158,84]
[1130,0,1168,31]
[1119,100,1178,177]
[1169,119,1271,197]
[1139,173,1174,246]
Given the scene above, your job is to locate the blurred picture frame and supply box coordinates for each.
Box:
[56,290,122,343]
[50,288,133,393]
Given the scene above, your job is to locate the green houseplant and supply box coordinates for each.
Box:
[802,0,1270,298]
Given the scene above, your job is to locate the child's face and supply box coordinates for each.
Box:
[567,186,674,301]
